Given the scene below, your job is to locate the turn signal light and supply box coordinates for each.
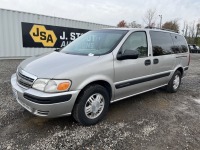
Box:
[57,82,71,91]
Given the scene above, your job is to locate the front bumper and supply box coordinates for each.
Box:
[11,73,80,118]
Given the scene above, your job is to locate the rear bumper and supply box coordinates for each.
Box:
[11,73,80,118]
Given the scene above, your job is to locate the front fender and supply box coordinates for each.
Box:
[76,75,115,100]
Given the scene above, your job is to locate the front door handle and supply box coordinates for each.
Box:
[153,59,159,64]
[144,59,151,66]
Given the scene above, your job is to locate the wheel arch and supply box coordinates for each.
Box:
[175,67,184,77]
[76,76,114,102]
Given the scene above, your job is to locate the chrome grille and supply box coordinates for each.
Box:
[18,71,34,83]
[17,69,36,88]
[17,79,32,88]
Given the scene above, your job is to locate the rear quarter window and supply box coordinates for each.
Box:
[170,34,188,53]
[150,31,174,56]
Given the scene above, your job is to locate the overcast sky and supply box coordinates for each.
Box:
[1,0,199,29]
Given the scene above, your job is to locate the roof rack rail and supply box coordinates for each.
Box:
[145,26,179,33]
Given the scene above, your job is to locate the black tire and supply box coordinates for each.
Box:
[166,70,182,93]
[72,84,110,126]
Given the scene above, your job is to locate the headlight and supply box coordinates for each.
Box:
[32,79,71,93]
[32,79,49,91]
[45,80,71,92]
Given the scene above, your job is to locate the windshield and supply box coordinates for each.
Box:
[60,30,128,56]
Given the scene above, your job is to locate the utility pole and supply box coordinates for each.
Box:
[159,15,162,28]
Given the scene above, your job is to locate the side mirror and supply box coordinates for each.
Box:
[117,49,139,60]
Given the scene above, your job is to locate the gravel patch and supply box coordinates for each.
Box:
[0,54,200,149]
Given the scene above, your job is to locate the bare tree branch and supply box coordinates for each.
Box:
[143,9,157,27]
[128,21,142,28]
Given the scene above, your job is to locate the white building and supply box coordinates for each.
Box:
[0,9,113,59]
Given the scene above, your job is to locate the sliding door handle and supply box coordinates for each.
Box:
[144,59,151,66]
[153,59,159,64]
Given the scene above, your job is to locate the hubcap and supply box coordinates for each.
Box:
[84,93,105,119]
[173,75,180,90]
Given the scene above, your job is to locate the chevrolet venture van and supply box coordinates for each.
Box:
[11,28,190,125]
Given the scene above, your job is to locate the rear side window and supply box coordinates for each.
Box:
[150,31,174,56]
[170,34,188,53]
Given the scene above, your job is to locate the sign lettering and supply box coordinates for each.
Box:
[22,22,89,48]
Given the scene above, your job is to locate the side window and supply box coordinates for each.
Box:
[121,32,148,57]
[150,31,174,56]
[170,34,188,53]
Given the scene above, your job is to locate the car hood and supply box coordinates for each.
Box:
[20,52,99,79]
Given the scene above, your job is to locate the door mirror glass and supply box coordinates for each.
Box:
[117,49,139,60]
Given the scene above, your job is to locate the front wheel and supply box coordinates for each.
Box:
[166,70,182,93]
[72,84,110,126]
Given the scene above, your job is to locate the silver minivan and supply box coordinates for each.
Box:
[11,28,190,125]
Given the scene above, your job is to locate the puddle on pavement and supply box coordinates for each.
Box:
[143,98,170,109]
[25,117,49,126]
[107,95,170,122]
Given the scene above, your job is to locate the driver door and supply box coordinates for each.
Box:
[114,31,152,100]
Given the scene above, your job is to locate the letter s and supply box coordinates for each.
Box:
[70,32,76,41]
[40,32,46,40]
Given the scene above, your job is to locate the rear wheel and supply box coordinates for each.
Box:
[72,84,110,126]
[166,70,182,93]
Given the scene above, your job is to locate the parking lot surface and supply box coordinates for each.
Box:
[0,54,200,150]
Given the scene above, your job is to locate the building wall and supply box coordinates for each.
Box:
[0,9,113,59]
